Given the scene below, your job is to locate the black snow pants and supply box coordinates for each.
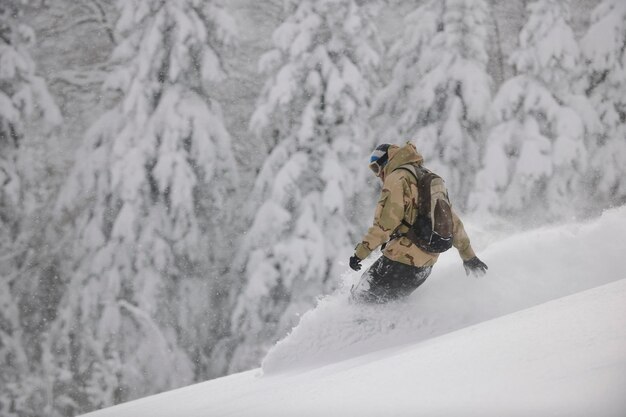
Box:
[350,255,432,304]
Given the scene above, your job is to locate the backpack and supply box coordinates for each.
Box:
[395,164,454,253]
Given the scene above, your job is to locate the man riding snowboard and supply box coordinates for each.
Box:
[350,142,487,303]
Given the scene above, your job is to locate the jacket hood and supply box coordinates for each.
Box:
[383,142,424,176]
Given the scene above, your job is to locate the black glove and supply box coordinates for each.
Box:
[464,256,488,277]
[349,255,362,271]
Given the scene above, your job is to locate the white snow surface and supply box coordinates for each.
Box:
[263,207,626,373]
[83,208,626,416]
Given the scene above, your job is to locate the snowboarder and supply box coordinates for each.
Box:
[350,143,488,303]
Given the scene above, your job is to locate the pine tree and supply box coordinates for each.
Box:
[0,0,61,248]
[0,1,61,415]
[50,0,238,413]
[374,0,493,210]
[222,0,381,373]
[581,0,626,208]
[469,0,596,221]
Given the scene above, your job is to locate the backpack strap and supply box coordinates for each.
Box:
[394,163,433,222]
[394,164,418,229]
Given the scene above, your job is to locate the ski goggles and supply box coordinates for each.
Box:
[369,145,390,176]
[369,160,384,176]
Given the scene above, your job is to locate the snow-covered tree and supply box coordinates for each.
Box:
[374,0,493,210]
[469,0,596,221]
[50,0,239,413]
[581,0,626,208]
[222,0,381,373]
[0,0,61,247]
[0,2,61,415]
[0,284,28,417]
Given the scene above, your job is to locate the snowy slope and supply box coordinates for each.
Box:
[262,207,626,373]
[81,208,626,417]
[83,279,626,417]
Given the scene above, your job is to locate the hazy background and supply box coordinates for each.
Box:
[2,0,624,416]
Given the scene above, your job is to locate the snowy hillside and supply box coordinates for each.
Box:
[82,208,626,417]
[262,207,626,372]
[82,279,626,417]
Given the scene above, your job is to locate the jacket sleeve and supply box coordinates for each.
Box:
[451,208,476,261]
[354,173,406,260]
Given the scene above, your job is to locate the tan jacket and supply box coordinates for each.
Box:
[355,143,476,267]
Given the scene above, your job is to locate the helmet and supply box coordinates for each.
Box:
[369,144,391,176]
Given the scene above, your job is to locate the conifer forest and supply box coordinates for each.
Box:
[0,0,624,415]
